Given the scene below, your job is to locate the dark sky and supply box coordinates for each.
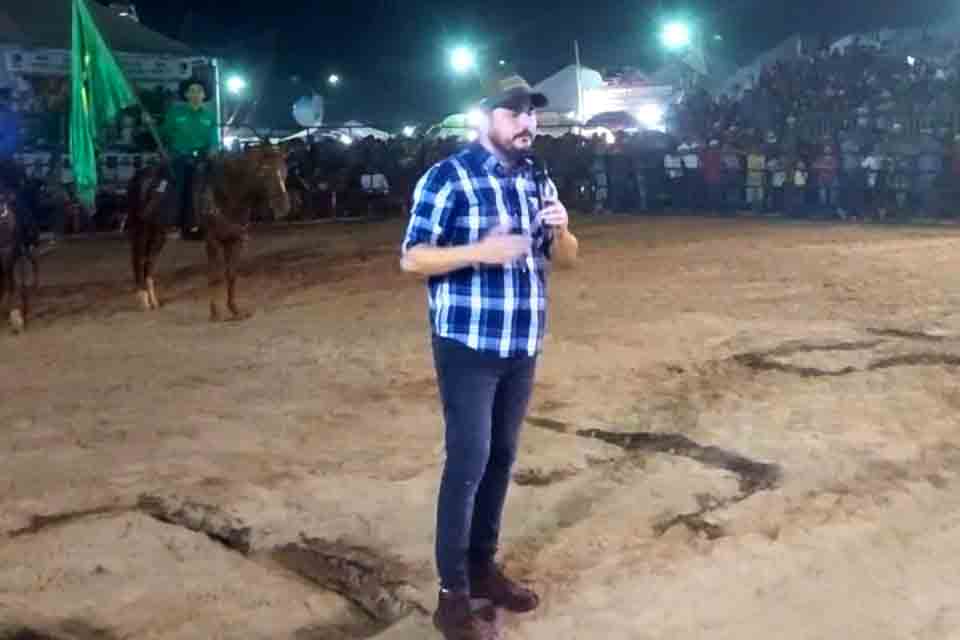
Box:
[124,0,956,130]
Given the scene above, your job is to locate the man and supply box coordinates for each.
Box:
[161,77,218,239]
[664,145,684,210]
[745,143,766,213]
[400,75,579,640]
[701,139,724,213]
[812,143,839,216]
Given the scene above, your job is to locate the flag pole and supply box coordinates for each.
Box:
[574,40,584,122]
[74,0,169,162]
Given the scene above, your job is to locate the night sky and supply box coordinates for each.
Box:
[124,0,956,130]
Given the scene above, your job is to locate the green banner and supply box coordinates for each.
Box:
[69,0,138,210]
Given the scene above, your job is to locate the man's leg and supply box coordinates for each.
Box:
[432,337,503,639]
[433,337,501,593]
[469,354,539,612]
[468,354,536,566]
[176,159,197,237]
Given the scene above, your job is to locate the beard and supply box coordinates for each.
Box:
[489,130,534,163]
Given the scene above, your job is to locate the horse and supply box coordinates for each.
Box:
[126,144,291,320]
[0,162,39,334]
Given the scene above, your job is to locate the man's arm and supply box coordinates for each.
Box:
[400,165,531,276]
[539,192,579,269]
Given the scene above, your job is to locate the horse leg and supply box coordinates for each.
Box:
[145,225,166,310]
[0,257,10,332]
[14,255,29,332]
[9,257,24,334]
[224,240,251,320]
[207,238,226,322]
[130,221,151,311]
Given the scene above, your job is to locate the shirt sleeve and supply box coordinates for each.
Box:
[401,163,457,254]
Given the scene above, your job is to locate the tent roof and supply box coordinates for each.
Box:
[0,0,193,55]
[533,64,604,114]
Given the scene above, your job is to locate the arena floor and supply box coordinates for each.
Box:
[3,215,960,639]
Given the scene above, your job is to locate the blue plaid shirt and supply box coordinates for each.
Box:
[402,143,554,358]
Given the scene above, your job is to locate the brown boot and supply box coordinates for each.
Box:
[433,590,496,640]
[470,562,540,613]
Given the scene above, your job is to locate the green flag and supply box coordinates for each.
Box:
[70,0,137,210]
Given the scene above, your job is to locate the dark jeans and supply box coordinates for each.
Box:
[432,335,537,592]
[171,155,199,232]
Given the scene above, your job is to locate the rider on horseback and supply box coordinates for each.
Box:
[161,77,218,240]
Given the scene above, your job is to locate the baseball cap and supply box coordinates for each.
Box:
[479,74,548,112]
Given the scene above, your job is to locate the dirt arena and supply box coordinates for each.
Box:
[3,215,960,639]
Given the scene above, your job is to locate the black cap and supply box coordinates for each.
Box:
[479,75,548,112]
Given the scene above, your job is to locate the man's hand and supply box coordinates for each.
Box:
[540,200,569,231]
[401,224,531,277]
[473,224,531,265]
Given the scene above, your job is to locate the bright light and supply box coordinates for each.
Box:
[402,126,416,137]
[328,74,341,86]
[466,130,479,142]
[223,135,238,149]
[466,108,485,128]
[339,134,353,145]
[226,75,247,95]
[661,22,692,51]
[450,46,477,74]
[907,56,916,67]
[499,59,506,66]
[635,103,666,132]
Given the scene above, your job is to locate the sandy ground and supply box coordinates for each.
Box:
[3,215,960,639]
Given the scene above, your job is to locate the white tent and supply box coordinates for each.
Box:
[533,64,604,116]
[281,121,391,144]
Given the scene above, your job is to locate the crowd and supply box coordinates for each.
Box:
[279,36,960,223]
[11,33,960,233]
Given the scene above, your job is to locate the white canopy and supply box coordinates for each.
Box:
[533,64,605,115]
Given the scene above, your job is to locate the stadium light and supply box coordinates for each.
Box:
[226,75,247,95]
[450,46,477,74]
[328,74,341,86]
[661,21,692,51]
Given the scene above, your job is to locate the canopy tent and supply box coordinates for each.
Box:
[532,64,604,116]
[424,113,474,141]
[281,121,391,144]
[0,1,192,55]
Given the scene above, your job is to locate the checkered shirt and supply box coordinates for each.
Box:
[402,143,555,358]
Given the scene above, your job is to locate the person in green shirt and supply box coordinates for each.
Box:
[161,77,218,240]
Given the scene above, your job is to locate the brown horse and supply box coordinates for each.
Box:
[127,145,290,320]
[0,165,39,334]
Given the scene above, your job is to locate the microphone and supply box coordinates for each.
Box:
[525,154,556,243]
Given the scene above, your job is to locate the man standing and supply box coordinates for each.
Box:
[161,77,218,239]
[401,75,578,640]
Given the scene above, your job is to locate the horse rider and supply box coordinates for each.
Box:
[161,77,218,240]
